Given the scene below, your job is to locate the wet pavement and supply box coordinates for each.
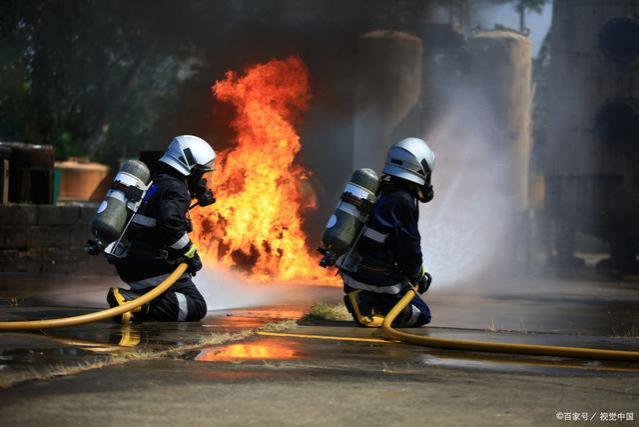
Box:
[0,272,638,425]
[0,303,308,387]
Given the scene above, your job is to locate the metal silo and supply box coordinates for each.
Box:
[353,30,423,172]
[467,28,533,212]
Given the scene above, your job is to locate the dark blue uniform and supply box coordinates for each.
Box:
[341,181,431,327]
[113,170,207,321]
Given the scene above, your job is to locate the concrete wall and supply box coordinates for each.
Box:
[0,205,115,275]
[544,0,639,265]
[546,0,639,177]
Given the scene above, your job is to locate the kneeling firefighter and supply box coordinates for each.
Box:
[100,135,216,322]
[321,137,435,327]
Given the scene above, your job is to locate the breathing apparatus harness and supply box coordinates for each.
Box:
[88,163,215,266]
[340,177,419,276]
[318,191,376,268]
[86,160,153,258]
[325,174,433,327]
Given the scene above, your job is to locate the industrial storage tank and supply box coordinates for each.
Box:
[467,28,533,212]
[353,30,423,172]
[545,0,639,271]
[55,158,111,202]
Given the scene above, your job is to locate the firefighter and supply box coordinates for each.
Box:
[341,137,435,327]
[107,135,216,322]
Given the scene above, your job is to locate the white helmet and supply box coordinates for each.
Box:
[159,135,216,176]
[382,137,435,186]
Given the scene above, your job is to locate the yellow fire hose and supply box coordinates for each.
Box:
[0,263,187,331]
[2,262,638,362]
[382,289,639,362]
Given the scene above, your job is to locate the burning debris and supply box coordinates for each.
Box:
[192,57,335,284]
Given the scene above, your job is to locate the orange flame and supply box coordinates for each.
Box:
[192,56,336,284]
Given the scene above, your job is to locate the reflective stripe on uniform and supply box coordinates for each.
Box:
[170,232,191,250]
[132,214,157,227]
[336,202,364,220]
[128,273,189,290]
[184,245,197,258]
[175,292,188,321]
[340,272,405,295]
[406,304,421,326]
[362,226,389,243]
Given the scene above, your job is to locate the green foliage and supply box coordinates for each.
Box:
[481,0,550,12]
[515,0,549,15]
[477,0,550,33]
[0,0,199,167]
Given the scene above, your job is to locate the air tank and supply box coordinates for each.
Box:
[91,160,151,245]
[467,29,533,211]
[319,168,379,267]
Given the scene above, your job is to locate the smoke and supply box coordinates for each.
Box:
[195,267,282,310]
[44,276,121,308]
[419,85,519,288]
[195,266,313,310]
[42,267,313,313]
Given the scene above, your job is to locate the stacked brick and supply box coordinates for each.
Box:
[0,205,115,274]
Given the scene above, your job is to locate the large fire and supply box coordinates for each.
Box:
[192,56,336,284]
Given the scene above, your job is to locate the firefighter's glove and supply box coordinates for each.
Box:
[183,245,203,276]
[414,266,432,294]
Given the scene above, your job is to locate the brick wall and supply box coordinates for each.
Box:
[0,205,116,274]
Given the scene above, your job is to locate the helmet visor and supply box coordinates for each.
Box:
[194,160,215,173]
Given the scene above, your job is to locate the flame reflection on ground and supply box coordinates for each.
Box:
[195,339,299,362]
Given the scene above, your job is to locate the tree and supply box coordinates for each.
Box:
[0,0,204,164]
[475,0,550,33]
[515,0,550,33]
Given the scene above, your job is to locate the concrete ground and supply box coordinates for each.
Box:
[0,272,638,426]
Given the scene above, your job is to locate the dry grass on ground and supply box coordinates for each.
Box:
[301,302,351,322]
